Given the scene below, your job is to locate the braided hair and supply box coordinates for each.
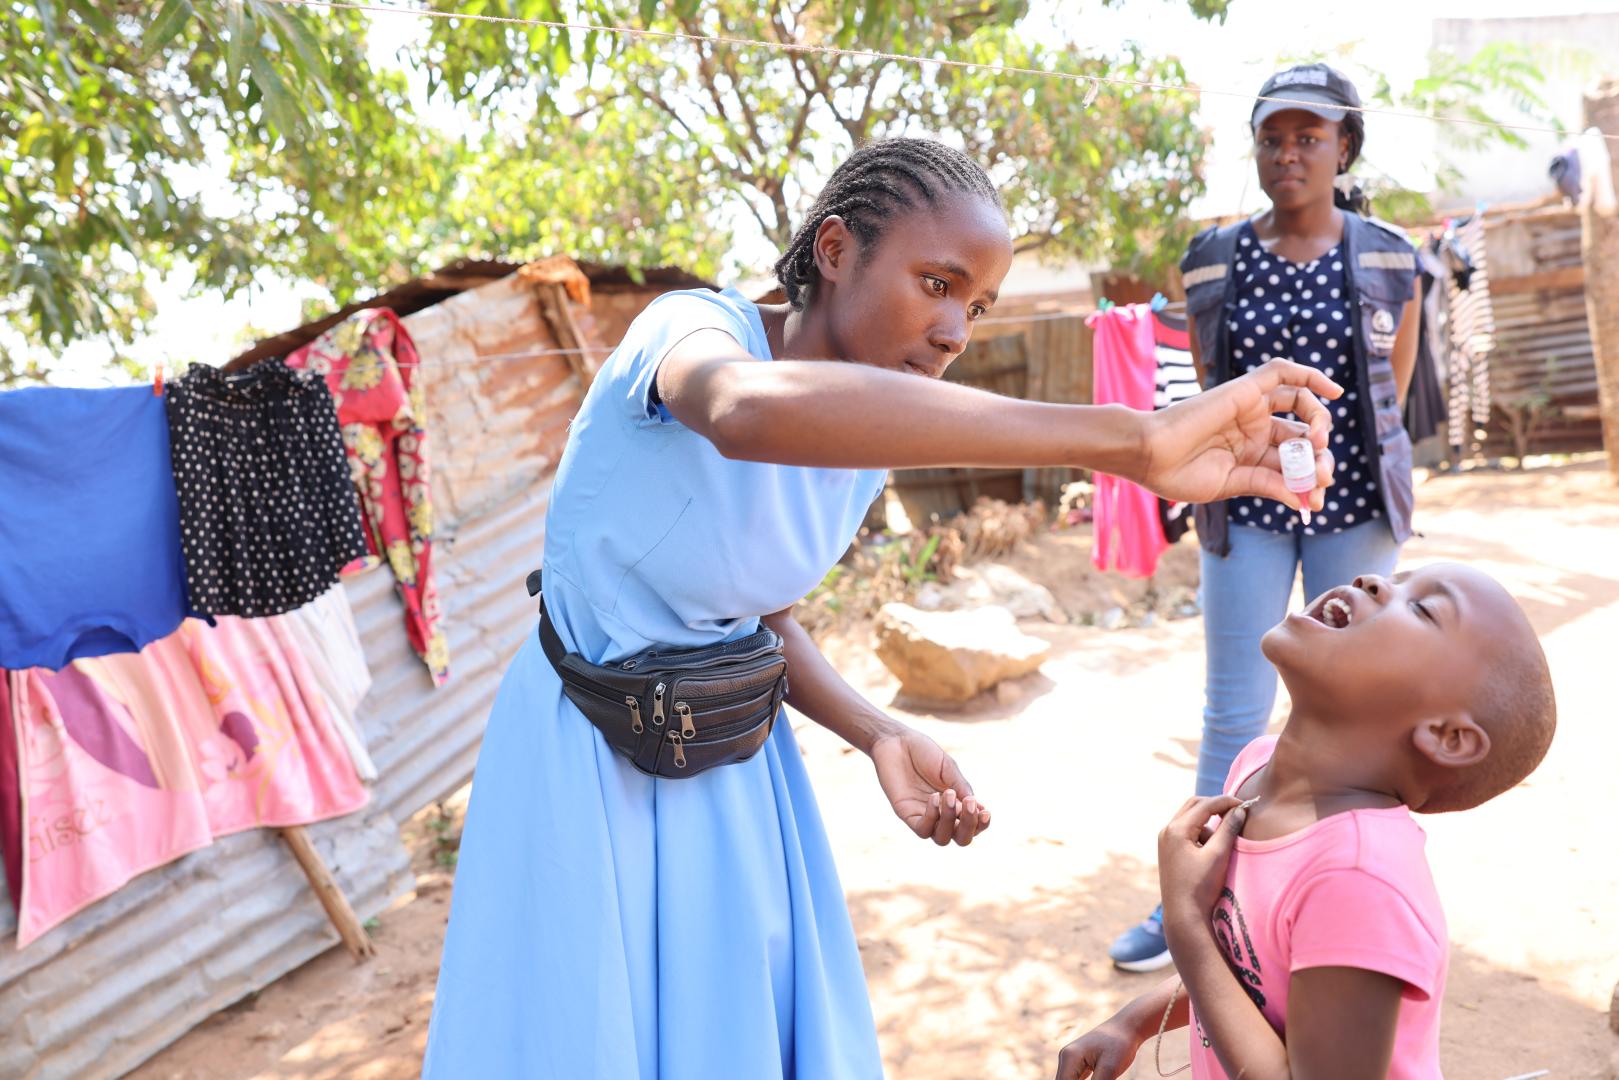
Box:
[774,138,1001,310]
[1333,110,1370,214]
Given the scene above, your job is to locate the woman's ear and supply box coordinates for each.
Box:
[1411,713,1491,771]
[813,215,854,288]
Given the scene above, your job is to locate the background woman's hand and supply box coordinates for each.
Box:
[870,727,990,846]
[1136,359,1341,507]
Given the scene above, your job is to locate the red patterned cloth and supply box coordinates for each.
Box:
[287,310,449,685]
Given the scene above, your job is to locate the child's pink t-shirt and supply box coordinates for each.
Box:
[1187,735,1449,1079]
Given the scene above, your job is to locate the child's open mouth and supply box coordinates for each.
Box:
[1305,587,1356,629]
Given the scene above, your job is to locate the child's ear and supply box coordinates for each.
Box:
[813,215,854,285]
[1411,714,1491,770]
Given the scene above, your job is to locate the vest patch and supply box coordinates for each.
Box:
[1358,250,1415,271]
[1182,263,1228,288]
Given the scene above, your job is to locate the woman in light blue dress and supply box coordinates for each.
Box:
[423,138,1346,1079]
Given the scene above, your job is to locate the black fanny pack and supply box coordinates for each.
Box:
[527,571,789,778]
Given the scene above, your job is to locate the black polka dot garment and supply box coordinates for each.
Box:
[1226,221,1385,535]
[164,358,369,618]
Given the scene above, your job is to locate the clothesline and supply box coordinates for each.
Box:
[204,299,1184,375]
[262,0,1619,146]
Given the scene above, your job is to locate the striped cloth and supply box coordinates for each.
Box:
[1153,312,1197,543]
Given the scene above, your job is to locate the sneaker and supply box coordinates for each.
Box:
[1108,904,1174,972]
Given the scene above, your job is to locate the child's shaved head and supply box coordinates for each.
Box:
[1263,562,1555,814]
[1420,590,1555,813]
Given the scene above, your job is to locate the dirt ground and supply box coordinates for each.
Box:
[132,459,1619,1080]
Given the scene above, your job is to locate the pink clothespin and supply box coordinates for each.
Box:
[153,360,165,397]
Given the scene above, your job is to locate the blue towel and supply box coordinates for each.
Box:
[0,385,189,669]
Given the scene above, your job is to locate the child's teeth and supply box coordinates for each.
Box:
[1324,598,1351,627]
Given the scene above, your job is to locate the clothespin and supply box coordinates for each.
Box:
[1097,296,1114,314]
[152,359,165,397]
[1150,292,1168,313]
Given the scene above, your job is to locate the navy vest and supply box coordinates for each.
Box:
[1180,213,1417,557]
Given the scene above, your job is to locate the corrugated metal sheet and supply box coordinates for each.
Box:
[0,805,414,1080]
[1445,205,1603,459]
[2,265,670,1078]
[357,271,591,823]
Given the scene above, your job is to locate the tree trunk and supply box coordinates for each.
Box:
[1581,78,1619,483]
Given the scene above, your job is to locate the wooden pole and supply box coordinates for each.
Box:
[1579,77,1619,483]
[535,281,600,392]
[280,826,375,960]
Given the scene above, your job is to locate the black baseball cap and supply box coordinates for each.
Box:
[1251,63,1362,130]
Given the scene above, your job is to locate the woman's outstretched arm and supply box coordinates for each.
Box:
[657,329,1342,510]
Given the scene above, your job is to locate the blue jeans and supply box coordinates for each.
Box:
[1195,521,1400,795]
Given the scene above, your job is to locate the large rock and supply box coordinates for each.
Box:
[873,603,1052,704]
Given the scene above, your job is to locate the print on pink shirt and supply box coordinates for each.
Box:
[1213,887,1267,1010]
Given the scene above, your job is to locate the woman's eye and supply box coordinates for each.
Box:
[969,304,987,320]
[923,275,948,296]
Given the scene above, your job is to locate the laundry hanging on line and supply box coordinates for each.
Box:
[287,309,450,686]
[0,602,370,948]
[1087,303,1170,579]
[166,357,370,620]
[0,386,191,672]
[1151,310,1198,546]
[280,584,378,782]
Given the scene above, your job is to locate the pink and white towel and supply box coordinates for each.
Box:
[4,616,367,946]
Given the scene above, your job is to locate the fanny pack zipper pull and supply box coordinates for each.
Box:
[626,695,643,734]
[651,682,666,727]
[675,701,695,739]
[668,730,687,769]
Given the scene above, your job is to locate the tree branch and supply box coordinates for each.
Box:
[698,14,770,169]
[852,59,893,142]
[680,22,759,173]
[738,187,779,243]
[773,8,821,104]
[808,62,862,145]
[634,84,696,139]
[562,90,628,123]
[1013,232,1056,254]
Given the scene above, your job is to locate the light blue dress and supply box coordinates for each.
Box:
[423,289,889,1079]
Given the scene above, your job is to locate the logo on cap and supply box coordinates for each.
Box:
[1273,69,1330,88]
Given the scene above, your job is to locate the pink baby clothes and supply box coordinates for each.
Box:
[1086,305,1169,577]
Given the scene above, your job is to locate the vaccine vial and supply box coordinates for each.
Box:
[1278,438,1316,525]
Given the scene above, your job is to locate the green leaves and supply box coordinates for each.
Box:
[1360,40,1555,219]
[4,0,1232,381]
[1,0,405,376]
[146,0,195,57]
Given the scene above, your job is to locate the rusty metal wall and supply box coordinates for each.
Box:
[361,271,592,824]
[1,269,666,1079]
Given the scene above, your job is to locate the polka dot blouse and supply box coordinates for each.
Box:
[1226,221,1384,535]
[164,358,369,618]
